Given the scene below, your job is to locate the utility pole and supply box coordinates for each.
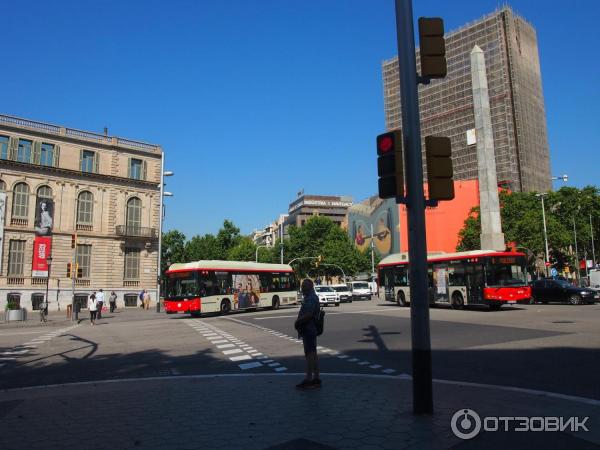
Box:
[370,223,375,277]
[394,0,433,414]
[590,214,596,266]
[573,215,581,284]
[279,222,284,264]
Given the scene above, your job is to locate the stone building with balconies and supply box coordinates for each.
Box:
[0,114,162,312]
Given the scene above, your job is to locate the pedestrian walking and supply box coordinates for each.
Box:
[294,278,321,389]
[109,291,117,313]
[39,298,48,322]
[96,289,105,319]
[143,289,151,310]
[88,293,98,325]
[139,289,145,308]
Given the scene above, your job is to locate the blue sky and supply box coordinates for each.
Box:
[2,0,598,238]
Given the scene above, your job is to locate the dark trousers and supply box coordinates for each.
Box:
[96,302,103,319]
[90,310,97,322]
[110,302,116,312]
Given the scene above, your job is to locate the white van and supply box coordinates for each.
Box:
[347,281,372,301]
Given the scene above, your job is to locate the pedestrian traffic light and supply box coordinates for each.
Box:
[425,136,454,201]
[376,130,404,199]
[71,234,76,249]
[418,17,447,78]
[66,263,72,278]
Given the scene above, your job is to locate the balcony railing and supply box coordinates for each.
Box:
[116,225,157,239]
[10,218,28,227]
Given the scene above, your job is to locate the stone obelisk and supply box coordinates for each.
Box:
[471,45,505,251]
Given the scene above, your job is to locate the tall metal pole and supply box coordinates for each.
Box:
[370,223,375,276]
[573,215,581,284]
[540,194,550,277]
[590,214,596,266]
[395,0,433,414]
[156,152,165,313]
[71,198,78,321]
[279,222,284,264]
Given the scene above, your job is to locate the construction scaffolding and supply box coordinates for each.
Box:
[382,7,551,193]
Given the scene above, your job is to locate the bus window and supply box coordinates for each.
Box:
[259,273,271,292]
[394,266,409,286]
[448,264,466,286]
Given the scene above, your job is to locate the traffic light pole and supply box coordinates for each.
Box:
[394,0,433,414]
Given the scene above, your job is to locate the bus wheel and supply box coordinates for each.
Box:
[272,296,280,310]
[397,291,407,307]
[220,299,232,315]
[451,292,464,309]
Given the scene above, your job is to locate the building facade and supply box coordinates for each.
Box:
[252,214,288,247]
[285,194,353,231]
[382,7,551,192]
[0,114,162,312]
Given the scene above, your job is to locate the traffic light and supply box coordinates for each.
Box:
[425,136,454,201]
[376,130,404,199]
[315,255,323,267]
[71,234,76,249]
[418,17,447,78]
[66,263,72,278]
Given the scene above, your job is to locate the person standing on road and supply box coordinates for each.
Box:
[294,278,321,389]
[39,297,48,322]
[143,289,151,310]
[109,291,117,313]
[96,289,105,319]
[88,293,98,325]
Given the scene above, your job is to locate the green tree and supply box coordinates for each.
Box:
[185,234,222,261]
[217,220,242,255]
[227,237,256,261]
[161,230,186,273]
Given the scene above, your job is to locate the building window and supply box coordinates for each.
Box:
[129,158,146,180]
[31,293,45,311]
[124,294,138,307]
[80,150,97,173]
[7,293,21,309]
[124,249,140,280]
[77,191,93,224]
[74,294,88,311]
[8,240,26,276]
[11,182,30,219]
[0,179,5,191]
[37,185,53,199]
[76,244,92,278]
[17,139,32,163]
[0,135,8,159]
[40,143,55,166]
[126,197,142,233]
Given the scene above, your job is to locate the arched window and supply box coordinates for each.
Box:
[11,182,30,219]
[77,191,93,225]
[126,197,142,233]
[37,185,53,199]
[0,179,5,191]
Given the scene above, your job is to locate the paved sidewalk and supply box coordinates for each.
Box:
[0,374,598,449]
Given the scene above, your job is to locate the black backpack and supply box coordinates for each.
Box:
[315,307,325,336]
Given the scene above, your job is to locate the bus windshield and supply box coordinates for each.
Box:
[166,272,199,298]
[486,256,527,287]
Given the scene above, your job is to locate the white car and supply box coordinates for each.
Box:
[348,281,372,301]
[331,284,352,303]
[315,286,340,307]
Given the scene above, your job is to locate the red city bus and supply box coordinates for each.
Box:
[378,250,531,310]
[164,260,298,317]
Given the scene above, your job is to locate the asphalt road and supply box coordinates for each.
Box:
[1,298,599,400]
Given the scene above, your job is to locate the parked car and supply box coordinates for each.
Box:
[530,278,599,305]
[314,286,340,307]
[331,284,352,303]
[347,281,372,301]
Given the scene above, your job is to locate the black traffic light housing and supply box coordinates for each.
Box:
[425,136,454,201]
[66,263,72,278]
[376,130,404,199]
[77,266,83,279]
[418,17,447,79]
[71,234,76,249]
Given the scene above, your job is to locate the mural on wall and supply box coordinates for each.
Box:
[347,197,400,257]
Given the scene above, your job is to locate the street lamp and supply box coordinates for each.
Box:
[320,263,347,283]
[551,174,568,183]
[535,193,550,276]
[45,255,53,315]
[255,245,268,262]
[156,155,174,313]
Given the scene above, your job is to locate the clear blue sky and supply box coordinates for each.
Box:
[2,0,598,238]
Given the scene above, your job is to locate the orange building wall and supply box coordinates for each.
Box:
[399,179,480,253]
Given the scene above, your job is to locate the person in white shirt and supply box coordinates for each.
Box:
[96,289,105,319]
[88,293,98,325]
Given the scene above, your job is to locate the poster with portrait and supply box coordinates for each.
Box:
[232,274,261,310]
[32,236,53,277]
[34,197,54,237]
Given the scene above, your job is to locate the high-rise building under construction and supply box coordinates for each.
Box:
[382,7,551,192]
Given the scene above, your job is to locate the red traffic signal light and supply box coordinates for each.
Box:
[376,130,404,199]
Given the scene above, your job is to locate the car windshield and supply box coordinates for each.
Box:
[316,286,334,292]
[353,282,369,289]
[332,286,349,292]
[554,280,572,288]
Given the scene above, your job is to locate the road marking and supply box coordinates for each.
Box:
[274,367,288,372]
[382,369,396,374]
[2,350,29,356]
[223,349,243,355]
[216,344,235,349]
[268,363,281,367]
[211,339,229,344]
[369,365,382,369]
[256,356,268,360]
[239,362,263,370]
[337,355,349,359]
[254,309,403,320]
[230,355,252,362]
[348,358,359,362]
[262,359,274,363]
[358,362,370,366]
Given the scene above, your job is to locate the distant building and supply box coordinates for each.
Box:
[286,194,353,230]
[252,214,288,247]
[382,7,551,192]
[0,114,162,311]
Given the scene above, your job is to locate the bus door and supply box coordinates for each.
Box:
[465,264,484,304]
[383,268,395,301]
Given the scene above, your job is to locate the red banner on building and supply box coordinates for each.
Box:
[32,236,52,277]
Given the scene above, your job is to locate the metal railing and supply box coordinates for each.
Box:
[115,225,157,238]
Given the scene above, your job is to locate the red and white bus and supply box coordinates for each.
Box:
[164,260,298,316]
[378,250,531,310]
